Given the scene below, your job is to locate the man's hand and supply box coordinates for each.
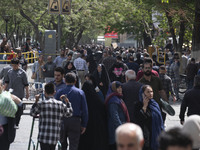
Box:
[35,94,40,103]
[180,121,184,125]
[81,127,86,134]
[60,95,69,103]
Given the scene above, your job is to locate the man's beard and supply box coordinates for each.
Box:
[144,71,151,76]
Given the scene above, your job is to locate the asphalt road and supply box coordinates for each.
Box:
[10,100,185,150]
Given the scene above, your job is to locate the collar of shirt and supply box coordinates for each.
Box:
[45,96,54,100]
[142,75,155,82]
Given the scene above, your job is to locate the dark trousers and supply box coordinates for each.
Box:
[40,142,56,150]
[15,104,23,126]
[61,117,81,150]
[0,124,10,150]
[109,143,116,150]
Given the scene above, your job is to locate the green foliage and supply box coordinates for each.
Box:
[0,0,197,49]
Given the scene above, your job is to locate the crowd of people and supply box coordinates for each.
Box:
[0,43,200,150]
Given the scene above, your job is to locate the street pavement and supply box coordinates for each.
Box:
[10,99,186,150]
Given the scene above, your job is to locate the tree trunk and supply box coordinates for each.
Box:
[66,32,76,49]
[19,9,44,50]
[143,31,152,48]
[165,10,178,51]
[178,20,185,52]
[192,0,200,52]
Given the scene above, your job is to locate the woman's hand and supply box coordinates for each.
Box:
[142,95,149,112]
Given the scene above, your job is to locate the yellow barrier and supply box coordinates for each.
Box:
[157,50,166,65]
[0,51,39,63]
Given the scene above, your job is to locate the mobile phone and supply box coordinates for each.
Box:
[142,93,146,99]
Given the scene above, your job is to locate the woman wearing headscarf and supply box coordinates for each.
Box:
[78,81,108,150]
[93,64,110,98]
[63,61,76,74]
[105,81,130,150]
[134,85,164,150]
[182,115,200,150]
[63,61,79,88]
[85,73,104,102]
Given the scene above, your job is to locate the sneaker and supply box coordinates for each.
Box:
[14,125,19,129]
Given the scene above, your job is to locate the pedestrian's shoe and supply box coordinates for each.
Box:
[14,125,19,129]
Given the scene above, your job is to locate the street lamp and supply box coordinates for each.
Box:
[2,15,11,38]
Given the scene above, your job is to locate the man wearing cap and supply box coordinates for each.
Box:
[54,49,67,68]
[4,58,29,128]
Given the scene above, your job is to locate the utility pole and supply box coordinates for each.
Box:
[58,14,61,51]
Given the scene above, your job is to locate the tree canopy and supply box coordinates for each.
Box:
[0,0,199,52]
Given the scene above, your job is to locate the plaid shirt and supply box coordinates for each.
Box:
[30,97,73,145]
[159,74,176,98]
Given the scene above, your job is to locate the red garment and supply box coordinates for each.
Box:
[105,92,130,122]
[7,51,15,60]
[136,70,159,81]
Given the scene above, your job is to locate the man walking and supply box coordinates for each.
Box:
[54,49,67,68]
[73,53,88,85]
[55,72,88,150]
[139,58,168,122]
[43,56,56,83]
[116,123,144,150]
[122,70,143,122]
[4,58,29,128]
[30,83,73,150]
[179,75,200,125]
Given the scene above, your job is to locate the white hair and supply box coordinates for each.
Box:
[125,70,136,80]
[116,123,144,143]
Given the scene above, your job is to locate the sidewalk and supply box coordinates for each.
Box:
[10,100,186,150]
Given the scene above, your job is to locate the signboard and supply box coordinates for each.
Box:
[104,26,118,39]
[48,0,71,15]
[104,31,118,39]
[48,0,61,14]
[62,0,71,15]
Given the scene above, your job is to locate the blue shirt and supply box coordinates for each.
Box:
[0,114,7,125]
[55,85,88,127]
[53,81,66,92]
[53,56,67,68]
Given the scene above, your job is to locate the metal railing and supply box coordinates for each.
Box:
[0,51,39,63]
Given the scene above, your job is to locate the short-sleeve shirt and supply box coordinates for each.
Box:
[5,68,29,99]
[139,76,163,105]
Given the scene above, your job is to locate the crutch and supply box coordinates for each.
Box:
[28,116,39,150]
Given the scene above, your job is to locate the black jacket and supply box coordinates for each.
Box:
[179,86,200,121]
[122,80,143,122]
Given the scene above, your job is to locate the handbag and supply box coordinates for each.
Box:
[160,98,175,116]
[0,91,18,118]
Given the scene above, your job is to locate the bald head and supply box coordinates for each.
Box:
[116,123,144,150]
[125,70,136,82]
